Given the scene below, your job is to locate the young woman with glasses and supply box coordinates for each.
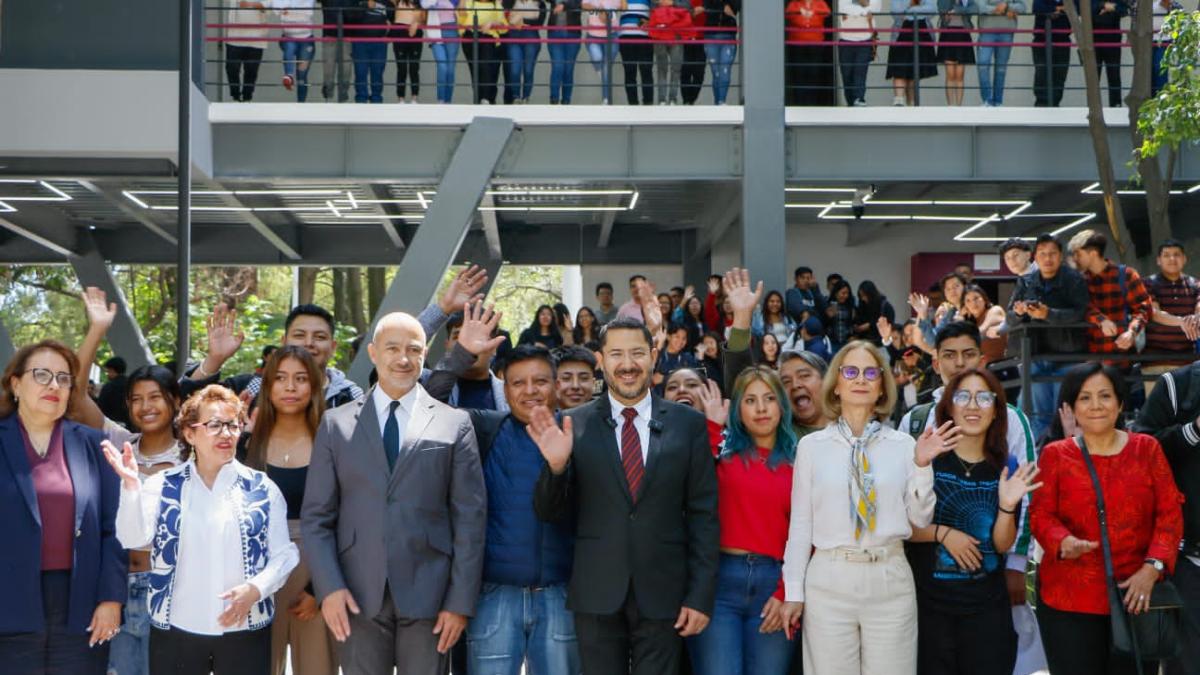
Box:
[104,385,298,675]
[906,368,1040,675]
[780,340,959,674]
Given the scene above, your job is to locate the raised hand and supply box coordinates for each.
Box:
[206,303,246,367]
[684,285,696,300]
[696,379,730,427]
[997,463,1043,512]
[82,286,118,333]
[908,293,930,320]
[914,420,961,467]
[439,265,490,315]
[1059,403,1079,440]
[635,280,664,336]
[706,276,721,296]
[457,302,506,356]
[526,406,574,474]
[723,267,764,317]
[101,439,141,490]
[877,316,893,343]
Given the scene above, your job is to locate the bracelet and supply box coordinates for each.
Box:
[934,524,941,542]
[937,526,949,544]
[998,505,1017,515]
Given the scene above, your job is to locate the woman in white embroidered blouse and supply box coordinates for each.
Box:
[779,340,958,675]
[104,385,298,675]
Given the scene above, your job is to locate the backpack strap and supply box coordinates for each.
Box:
[908,402,934,439]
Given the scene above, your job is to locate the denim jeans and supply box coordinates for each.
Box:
[547,30,581,103]
[1020,360,1073,441]
[705,32,737,104]
[686,554,795,675]
[977,31,1014,106]
[107,573,151,675]
[1152,43,1169,95]
[838,41,871,105]
[506,29,541,102]
[281,39,316,102]
[352,41,387,103]
[431,32,461,102]
[587,40,620,101]
[466,583,580,675]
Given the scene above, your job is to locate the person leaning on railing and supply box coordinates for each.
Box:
[1030,0,1070,107]
[225,0,270,102]
[270,0,319,102]
[785,0,834,107]
[459,0,510,103]
[1140,238,1200,398]
[886,0,939,106]
[700,0,739,105]
[975,0,1025,106]
[349,0,393,103]
[836,0,881,106]
[318,0,354,101]
[421,0,462,103]
[391,0,427,102]
[547,0,585,104]
[505,0,549,104]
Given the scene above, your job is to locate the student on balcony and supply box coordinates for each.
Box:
[422,0,462,103]
[619,0,655,104]
[701,0,739,105]
[976,0,1025,106]
[459,0,509,103]
[548,1,585,104]
[886,0,938,106]
[835,0,881,106]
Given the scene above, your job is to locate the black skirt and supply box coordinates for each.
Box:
[938,26,976,64]
[886,18,938,80]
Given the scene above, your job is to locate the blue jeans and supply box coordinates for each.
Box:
[1152,42,1169,95]
[586,40,619,101]
[506,29,542,102]
[352,41,387,103]
[107,573,151,675]
[547,30,581,103]
[977,31,1014,106]
[705,33,737,104]
[838,42,871,105]
[281,39,316,102]
[466,583,580,675]
[687,554,795,675]
[431,32,460,102]
[1021,360,1073,441]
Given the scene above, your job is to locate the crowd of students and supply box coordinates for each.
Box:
[1,231,1199,675]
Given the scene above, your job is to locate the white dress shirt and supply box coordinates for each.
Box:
[373,384,419,440]
[782,424,935,602]
[608,392,653,463]
[117,459,299,636]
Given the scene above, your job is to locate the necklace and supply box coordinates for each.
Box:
[954,452,985,477]
[269,436,310,467]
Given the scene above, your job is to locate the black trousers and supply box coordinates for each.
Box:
[225,44,264,102]
[149,626,270,675]
[680,43,706,104]
[574,585,681,675]
[1167,557,1200,675]
[786,43,835,106]
[917,598,1016,675]
[1094,40,1122,106]
[0,571,108,675]
[461,35,502,104]
[1037,599,1154,675]
[619,37,655,105]
[392,31,423,98]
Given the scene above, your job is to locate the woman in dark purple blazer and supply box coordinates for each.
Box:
[0,340,126,675]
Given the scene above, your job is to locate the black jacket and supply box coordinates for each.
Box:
[534,395,719,618]
[1005,266,1090,356]
[1131,361,1200,550]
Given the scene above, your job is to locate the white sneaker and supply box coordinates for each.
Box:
[602,98,610,105]
[892,95,905,106]
[853,99,867,107]
[657,100,666,105]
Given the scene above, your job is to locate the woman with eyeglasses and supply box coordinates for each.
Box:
[0,340,125,675]
[906,368,1040,675]
[780,341,958,674]
[688,368,800,675]
[104,385,298,675]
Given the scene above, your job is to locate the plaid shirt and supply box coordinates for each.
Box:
[1085,260,1153,354]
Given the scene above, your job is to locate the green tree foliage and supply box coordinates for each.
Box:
[1137,11,1200,161]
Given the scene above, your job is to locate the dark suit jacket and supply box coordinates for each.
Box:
[301,385,487,620]
[0,414,126,634]
[534,395,719,619]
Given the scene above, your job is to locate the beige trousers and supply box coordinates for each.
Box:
[270,553,339,675]
[801,545,918,675]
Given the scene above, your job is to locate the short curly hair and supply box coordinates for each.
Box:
[177,384,242,453]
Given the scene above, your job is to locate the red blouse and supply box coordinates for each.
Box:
[708,421,794,600]
[1031,433,1183,615]
[20,421,75,571]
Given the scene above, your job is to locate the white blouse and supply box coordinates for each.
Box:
[782,423,935,602]
[117,459,298,636]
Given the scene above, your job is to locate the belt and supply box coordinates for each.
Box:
[720,552,782,565]
[825,544,903,563]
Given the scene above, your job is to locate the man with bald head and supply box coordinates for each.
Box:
[301,311,487,675]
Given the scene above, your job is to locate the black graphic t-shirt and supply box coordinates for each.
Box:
[908,451,1017,615]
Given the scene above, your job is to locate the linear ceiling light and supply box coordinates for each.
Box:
[1081,182,1200,196]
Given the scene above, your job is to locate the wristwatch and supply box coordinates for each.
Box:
[1145,558,1165,574]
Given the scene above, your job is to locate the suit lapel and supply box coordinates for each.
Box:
[591,396,633,505]
[641,397,667,491]
[391,387,435,484]
[350,393,391,482]
[0,416,40,526]
[62,423,88,532]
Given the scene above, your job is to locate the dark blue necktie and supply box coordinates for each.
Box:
[382,400,401,471]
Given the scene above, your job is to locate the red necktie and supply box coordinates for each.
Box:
[620,407,644,501]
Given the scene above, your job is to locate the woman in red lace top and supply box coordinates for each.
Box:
[1031,362,1183,675]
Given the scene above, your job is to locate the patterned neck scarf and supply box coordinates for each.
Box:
[837,417,882,541]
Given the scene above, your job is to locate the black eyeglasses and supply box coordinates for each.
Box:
[839,366,882,382]
[24,368,73,388]
[191,419,243,437]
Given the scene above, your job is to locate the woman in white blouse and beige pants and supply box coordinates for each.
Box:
[780,341,958,675]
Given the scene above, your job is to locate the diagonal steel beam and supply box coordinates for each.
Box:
[69,231,154,370]
[480,193,502,259]
[0,319,16,372]
[77,180,178,245]
[209,187,303,261]
[0,204,79,257]
[596,195,620,248]
[367,183,408,252]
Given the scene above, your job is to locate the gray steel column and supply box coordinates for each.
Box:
[70,235,155,371]
[0,320,16,373]
[681,230,712,291]
[348,117,516,385]
[741,1,788,288]
[424,256,505,366]
[176,0,193,377]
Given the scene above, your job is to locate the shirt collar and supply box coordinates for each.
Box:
[608,391,653,423]
[373,384,419,421]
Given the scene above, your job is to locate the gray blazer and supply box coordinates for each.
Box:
[301,384,486,620]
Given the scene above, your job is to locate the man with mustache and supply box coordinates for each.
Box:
[529,317,719,675]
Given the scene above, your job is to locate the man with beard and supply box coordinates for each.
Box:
[722,267,829,438]
[529,317,719,675]
[898,320,1045,675]
[554,345,598,410]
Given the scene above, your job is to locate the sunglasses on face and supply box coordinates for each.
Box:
[24,368,73,389]
[951,390,997,409]
[191,419,243,437]
[839,366,882,382]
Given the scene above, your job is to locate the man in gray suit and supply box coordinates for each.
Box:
[302,311,487,675]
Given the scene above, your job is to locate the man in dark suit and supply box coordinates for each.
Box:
[528,317,719,675]
[301,311,487,675]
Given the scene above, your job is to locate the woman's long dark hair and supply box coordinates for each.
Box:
[934,368,1009,470]
[762,290,786,323]
[961,284,993,324]
[244,346,326,470]
[1043,362,1127,445]
[529,304,555,336]
[829,280,854,309]
[573,306,599,345]
[125,365,183,435]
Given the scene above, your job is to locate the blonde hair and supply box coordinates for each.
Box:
[177,384,243,454]
[820,340,897,421]
[1066,228,1096,254]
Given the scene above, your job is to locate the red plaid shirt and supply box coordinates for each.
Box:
[1084,260,1153,354]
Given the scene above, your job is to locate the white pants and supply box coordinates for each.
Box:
[802,546,917,675]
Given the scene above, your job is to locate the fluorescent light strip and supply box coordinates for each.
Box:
[128,189,343,197]
[0,180,72,202]
[785,187,859,193]
[339,214,425,220]
[1080,182,1198,196]
[0,201,15,213]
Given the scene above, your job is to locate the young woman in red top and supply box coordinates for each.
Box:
[1031,362,1183,675]
[784,0,832,106]
[687,367,799,675]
